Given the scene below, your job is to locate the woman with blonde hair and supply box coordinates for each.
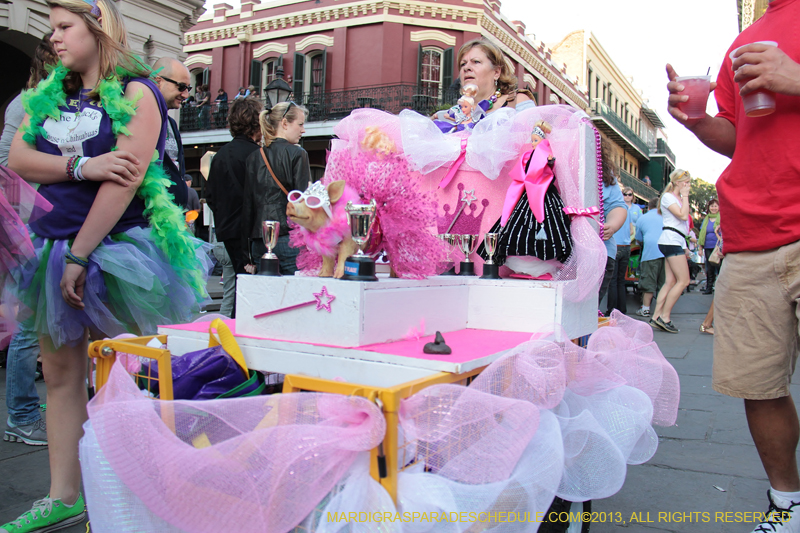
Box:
[650,169,693,333]
[241,101,311,275]
[4,0,210,529]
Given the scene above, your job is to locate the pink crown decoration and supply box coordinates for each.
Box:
[437,183,489,235]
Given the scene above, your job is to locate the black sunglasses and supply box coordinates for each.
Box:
[623,192,634,196]
[160,76,192,93]
[282,101,296,119]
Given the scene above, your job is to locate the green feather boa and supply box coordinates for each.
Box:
[20,63,207,303]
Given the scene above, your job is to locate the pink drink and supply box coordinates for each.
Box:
[676,76,711,120]
[730,42,778,117]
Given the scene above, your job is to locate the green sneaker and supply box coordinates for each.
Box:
[1,494,86,532]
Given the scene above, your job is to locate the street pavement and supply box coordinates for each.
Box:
[0,282,791,532]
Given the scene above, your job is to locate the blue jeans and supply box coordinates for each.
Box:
[5,324,42,426]
[251,235,299,275]
[212,242,236,317]
[607,245,631,315]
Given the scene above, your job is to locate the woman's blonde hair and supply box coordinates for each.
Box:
[457,39,517,97]
[259,101,308,147]
[658,168,692,215]
[47,0,150,97]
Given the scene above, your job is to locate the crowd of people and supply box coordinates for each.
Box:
[0,0,798,531]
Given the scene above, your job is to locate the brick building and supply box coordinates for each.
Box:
[178,0,590,177]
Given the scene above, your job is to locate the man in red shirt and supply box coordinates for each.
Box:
[667,1,800,531]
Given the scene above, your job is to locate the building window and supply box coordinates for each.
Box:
[263,59,278,89]
[310,54,324,95]
[303,52,326,96]
[421,48,443,96]
[294,48,326,102]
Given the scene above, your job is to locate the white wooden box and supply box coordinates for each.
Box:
[236,275,469,348]
[236,274,597,347]
[467,278,597,340]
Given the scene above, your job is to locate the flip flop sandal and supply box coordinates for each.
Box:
[699,324,714,335]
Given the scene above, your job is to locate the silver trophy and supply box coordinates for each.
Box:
[259,221,281,276]
[438,233,460,275]
[458,234,480,276]
[342,199,378,281]
[480,232,501,279]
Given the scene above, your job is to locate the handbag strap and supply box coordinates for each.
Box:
[260,147,288,195]
[209,318,249,377]
[662,226,687,239]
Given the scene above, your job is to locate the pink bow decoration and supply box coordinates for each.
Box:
[501,140,554,226]
[439,137,469,189]
[563,206,601,218]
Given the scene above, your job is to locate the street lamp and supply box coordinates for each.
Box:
[265,62,293,108]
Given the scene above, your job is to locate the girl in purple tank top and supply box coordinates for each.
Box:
[2,1,211,529]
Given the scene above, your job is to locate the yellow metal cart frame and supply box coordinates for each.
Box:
[88,335,176,431]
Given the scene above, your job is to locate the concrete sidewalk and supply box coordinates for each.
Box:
[0,288,792,532]
[593,290,798,532]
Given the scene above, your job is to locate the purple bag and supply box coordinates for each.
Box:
[169,345,249,400]
[143,345,260,400]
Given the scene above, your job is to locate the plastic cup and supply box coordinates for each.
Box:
[676,76,711,120]
[730,41,778,117]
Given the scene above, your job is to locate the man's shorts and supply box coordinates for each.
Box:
[638,258,665,294]
[713,239,800,399]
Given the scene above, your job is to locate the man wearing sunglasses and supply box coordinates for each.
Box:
[154,57,192,208]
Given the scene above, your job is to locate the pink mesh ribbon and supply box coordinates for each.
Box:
[399,313,679,502]
[500,142,554,226]
[439,137,468,189]
[563,206,600,219]
[86,362,386,533]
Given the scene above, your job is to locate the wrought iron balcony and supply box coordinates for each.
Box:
[618,169,660,201]
[590,102,650,161]
[653,138,676,165]
[179,84,461,133]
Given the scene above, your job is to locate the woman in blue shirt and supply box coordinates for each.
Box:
[598,141,628,307]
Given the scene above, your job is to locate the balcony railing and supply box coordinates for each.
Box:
[619,169,660,200]
[179,84,462,132]
[591,102,650,159]
[654,138,676,164]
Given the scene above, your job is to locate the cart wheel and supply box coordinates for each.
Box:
[539,497,591,533]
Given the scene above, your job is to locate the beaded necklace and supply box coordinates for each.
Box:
[483,89,502,110]
[19,63,207,302]
[590,123,606,240]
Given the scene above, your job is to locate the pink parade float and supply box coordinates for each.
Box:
[77,104,680,533]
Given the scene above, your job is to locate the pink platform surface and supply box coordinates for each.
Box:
[161,320,541,364]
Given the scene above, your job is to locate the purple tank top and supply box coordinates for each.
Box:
[30,77,168,239]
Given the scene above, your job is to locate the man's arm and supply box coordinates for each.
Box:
[666,64,737,159]
[733,43,800,97]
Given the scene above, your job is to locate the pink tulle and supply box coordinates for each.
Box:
[0,165,52,348]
